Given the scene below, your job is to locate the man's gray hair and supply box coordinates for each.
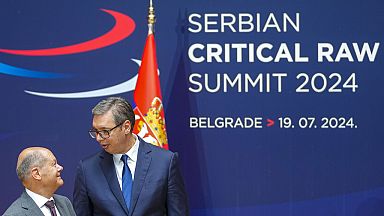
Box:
[92,97,135,131]
[16,151,47,181]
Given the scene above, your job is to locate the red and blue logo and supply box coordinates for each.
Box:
[0,9,143,98]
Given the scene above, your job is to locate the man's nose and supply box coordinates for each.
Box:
[57,164,63,171]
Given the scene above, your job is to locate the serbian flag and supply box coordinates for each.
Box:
[133,26,169,149]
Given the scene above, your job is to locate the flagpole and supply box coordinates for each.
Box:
[148,0,155,34]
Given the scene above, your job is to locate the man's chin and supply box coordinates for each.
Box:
[103,146,116,154]
[57,178,64,186]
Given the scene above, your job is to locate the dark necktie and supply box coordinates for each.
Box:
[44,200,57,216]
[121,154,133,210]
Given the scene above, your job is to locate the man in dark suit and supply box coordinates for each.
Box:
[73,97,189,216]
[3,147,76,216]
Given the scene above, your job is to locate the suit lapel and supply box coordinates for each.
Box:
[99,151,129,215]
[53,195,68,216]
[129,139,152,216]
[20,191,45,216]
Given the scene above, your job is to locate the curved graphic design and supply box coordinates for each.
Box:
[25,59,160,98]
[0,62,70,78]
[0,9,135,56]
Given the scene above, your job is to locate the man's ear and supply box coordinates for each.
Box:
[123,120,131,134]
[31,167,42,180]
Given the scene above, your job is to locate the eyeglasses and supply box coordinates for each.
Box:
[89,122,123,139]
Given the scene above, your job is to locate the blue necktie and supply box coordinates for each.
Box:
[121,154,133,209]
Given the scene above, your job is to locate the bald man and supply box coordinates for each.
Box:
[3,147,76,216]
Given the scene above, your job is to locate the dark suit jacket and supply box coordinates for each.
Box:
[3,191,76,216]
[73,137,189,216]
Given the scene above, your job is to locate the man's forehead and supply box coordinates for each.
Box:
[92,111,115,128]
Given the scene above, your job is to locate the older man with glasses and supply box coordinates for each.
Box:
[73,96,189,216]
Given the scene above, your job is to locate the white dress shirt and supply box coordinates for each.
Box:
[25,188,61,216]
[112,134,140,190]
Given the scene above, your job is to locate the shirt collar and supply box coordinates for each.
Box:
[25,188,54,208]
[113,134,139,162]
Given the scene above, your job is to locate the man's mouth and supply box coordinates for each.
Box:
[101,144,109,149]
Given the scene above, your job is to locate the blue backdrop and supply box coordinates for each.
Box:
[1,0,383,215]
